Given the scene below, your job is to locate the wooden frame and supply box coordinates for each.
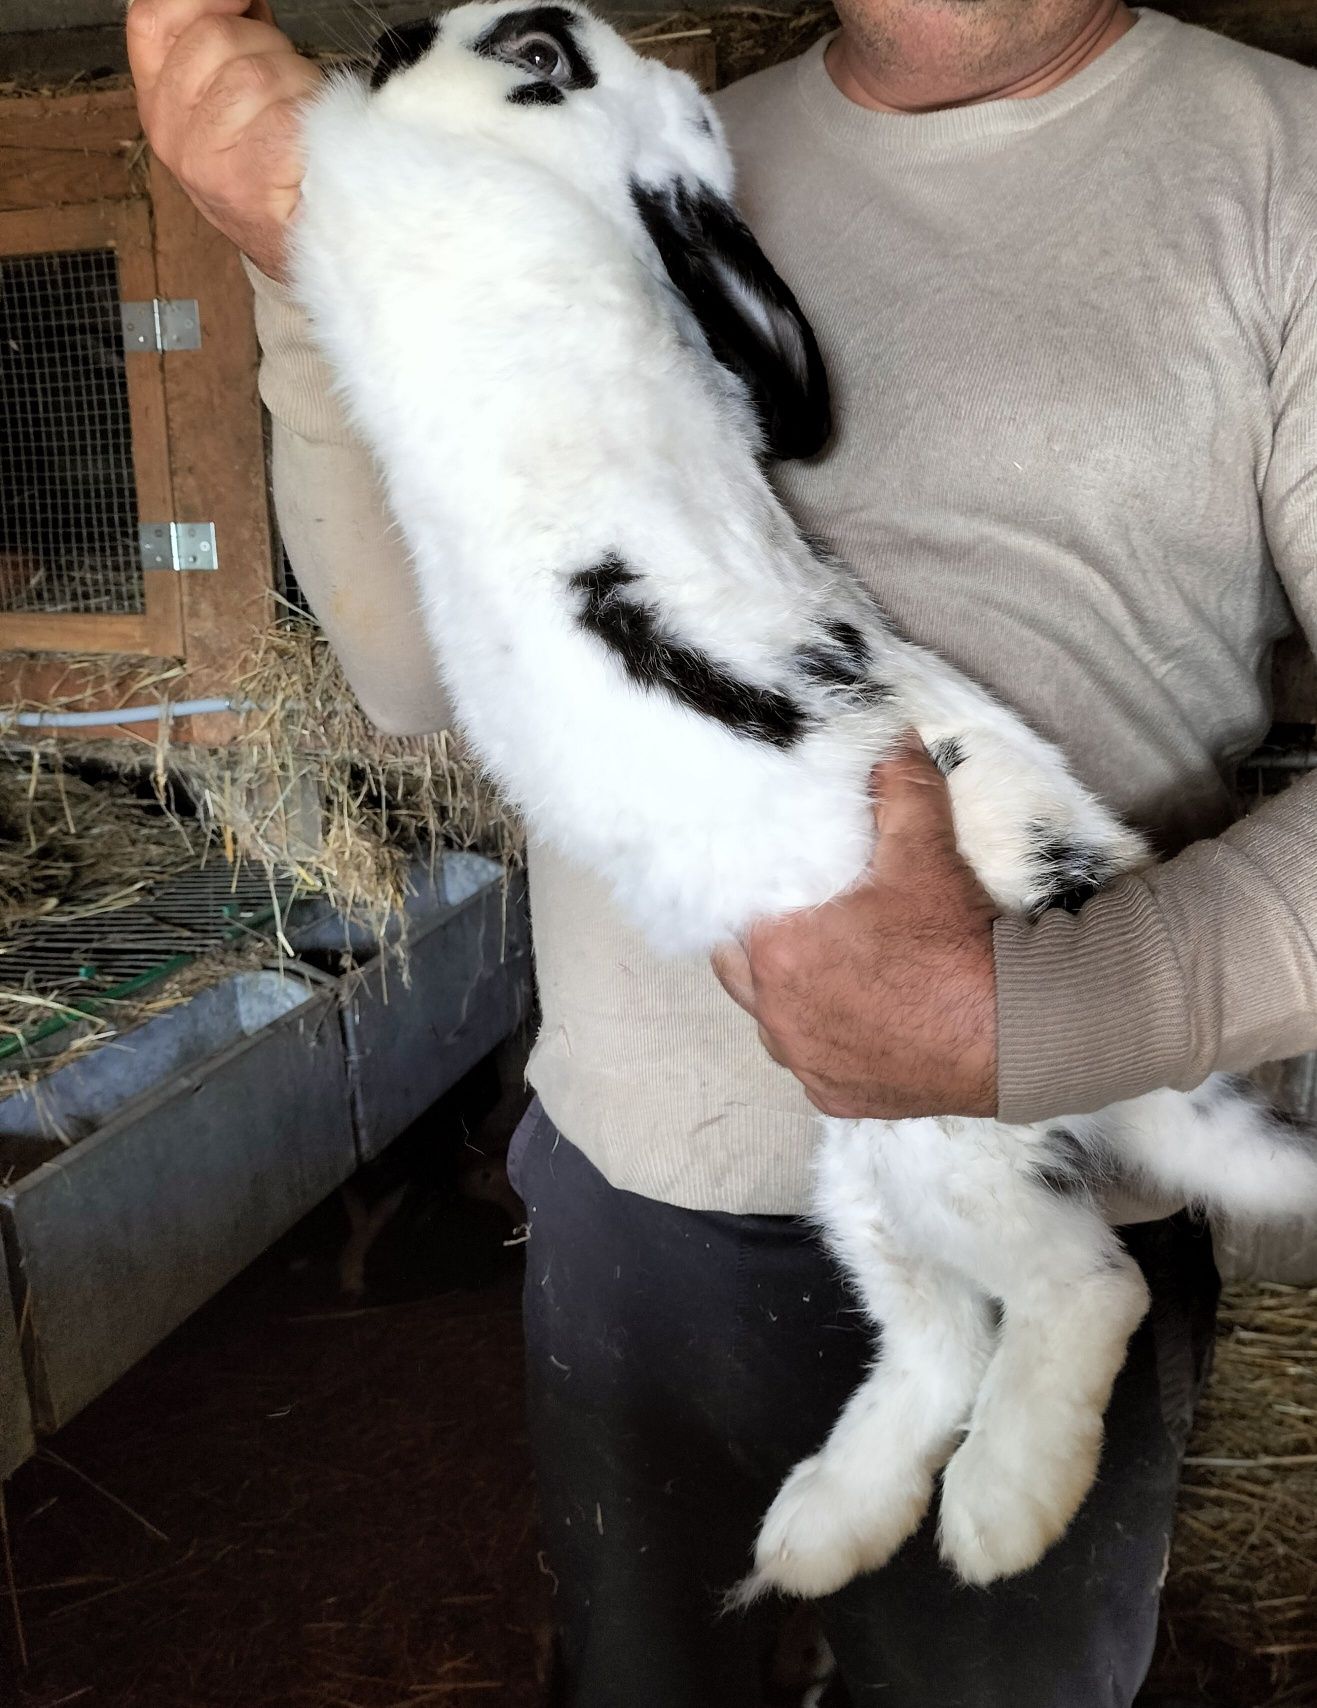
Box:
[0,197,183,657]
[0,87,274,744]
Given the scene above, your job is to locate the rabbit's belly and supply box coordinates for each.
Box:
[428,597,885,948]
[817,1115,1059,1265]
[570,736,883,951]
[570,785,875,952]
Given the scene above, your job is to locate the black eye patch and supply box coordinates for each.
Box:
[508,82,565,106]
[370,17,440,90]
[473,6,598,97]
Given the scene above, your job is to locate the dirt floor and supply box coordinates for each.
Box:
[4,1204,547,1708]
[1,1142,1310,1708]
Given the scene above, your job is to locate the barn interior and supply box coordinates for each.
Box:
[1,3,1316,1705]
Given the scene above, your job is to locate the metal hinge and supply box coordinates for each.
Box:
[139,522,219,572]
[120,298,202,352]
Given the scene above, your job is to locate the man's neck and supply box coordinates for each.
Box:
[827,0,1136,113]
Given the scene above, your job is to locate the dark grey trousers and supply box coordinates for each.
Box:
[508,1102,1219,1708]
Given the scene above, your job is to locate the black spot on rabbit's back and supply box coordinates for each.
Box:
[1032,1128,1096,1198]
[824,620,870,667]
[793,618,890,707]
[571,554,808,748]
[801,530,841,567]
[928,737,966,777]
[795,645,859,691]
[370,17,440,90]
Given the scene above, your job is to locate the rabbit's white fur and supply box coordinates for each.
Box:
[294,3,1317,1593]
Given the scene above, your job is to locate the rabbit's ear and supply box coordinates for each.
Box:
[370,18,440,90]
[632,181,831,461]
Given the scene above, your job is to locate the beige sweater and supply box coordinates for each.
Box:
[249,9,1317,1214]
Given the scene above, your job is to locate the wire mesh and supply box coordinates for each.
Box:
[0,865,292,1020]
[0,247,145,616]
[277,545,316,619]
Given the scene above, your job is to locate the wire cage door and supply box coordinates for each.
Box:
[0,199,183,657]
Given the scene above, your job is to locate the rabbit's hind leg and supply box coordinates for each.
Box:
[741,1119,995,1604]
[936,1171,1150,1587]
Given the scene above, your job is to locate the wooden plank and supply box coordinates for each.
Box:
[6,0,115,29]
[0,87,138,151]
[0,651,181,743]
[0,611,155,654]
[110,200,185,656]
[0,88,142,211]
[0,28,130,84]
[148,154,275,745]
[0,147,138,212]
[0,198,131,256]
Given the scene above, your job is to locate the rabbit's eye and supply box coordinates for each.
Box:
[509,35,566,78]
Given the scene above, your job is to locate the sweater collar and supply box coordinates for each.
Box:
[794,7,1176,153]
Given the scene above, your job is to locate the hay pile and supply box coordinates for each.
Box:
[1158,1284,1317,1705]
[0,752,219,1076]
[0,619,520,1077]
[1,618,520,942]
[0,752,312,1102]
[0,759,199,934]
[627,5,838,86]
[182,612,521,940]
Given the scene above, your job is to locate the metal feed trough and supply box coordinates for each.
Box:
[0,862,293,1061]
[0,1263,31,1481]
[291,852,531,1162]
[1,969,353,1434]
[0,851,530,1466]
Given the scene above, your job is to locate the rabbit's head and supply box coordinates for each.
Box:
[367,5,831,459]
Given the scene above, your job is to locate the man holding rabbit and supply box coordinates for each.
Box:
[128,1,1317,1703]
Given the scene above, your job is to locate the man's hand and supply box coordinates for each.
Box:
[711,736,999,1119]
[126,0,321,281]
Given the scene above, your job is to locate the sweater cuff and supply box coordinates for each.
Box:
[993,875,1195,1124]
[240,253,357,445]
[239,252,297,305]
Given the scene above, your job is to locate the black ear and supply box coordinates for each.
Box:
[631,181,831,461]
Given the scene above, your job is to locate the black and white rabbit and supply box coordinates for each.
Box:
[293,3,1317,1593]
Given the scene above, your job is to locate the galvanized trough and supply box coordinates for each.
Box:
[0,1268,32,1481]
[291,852,531,1162]
[0,850,531,1464]
[0,970,353,1433]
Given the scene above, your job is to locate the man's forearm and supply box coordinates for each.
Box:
[996,771,1317,1122]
